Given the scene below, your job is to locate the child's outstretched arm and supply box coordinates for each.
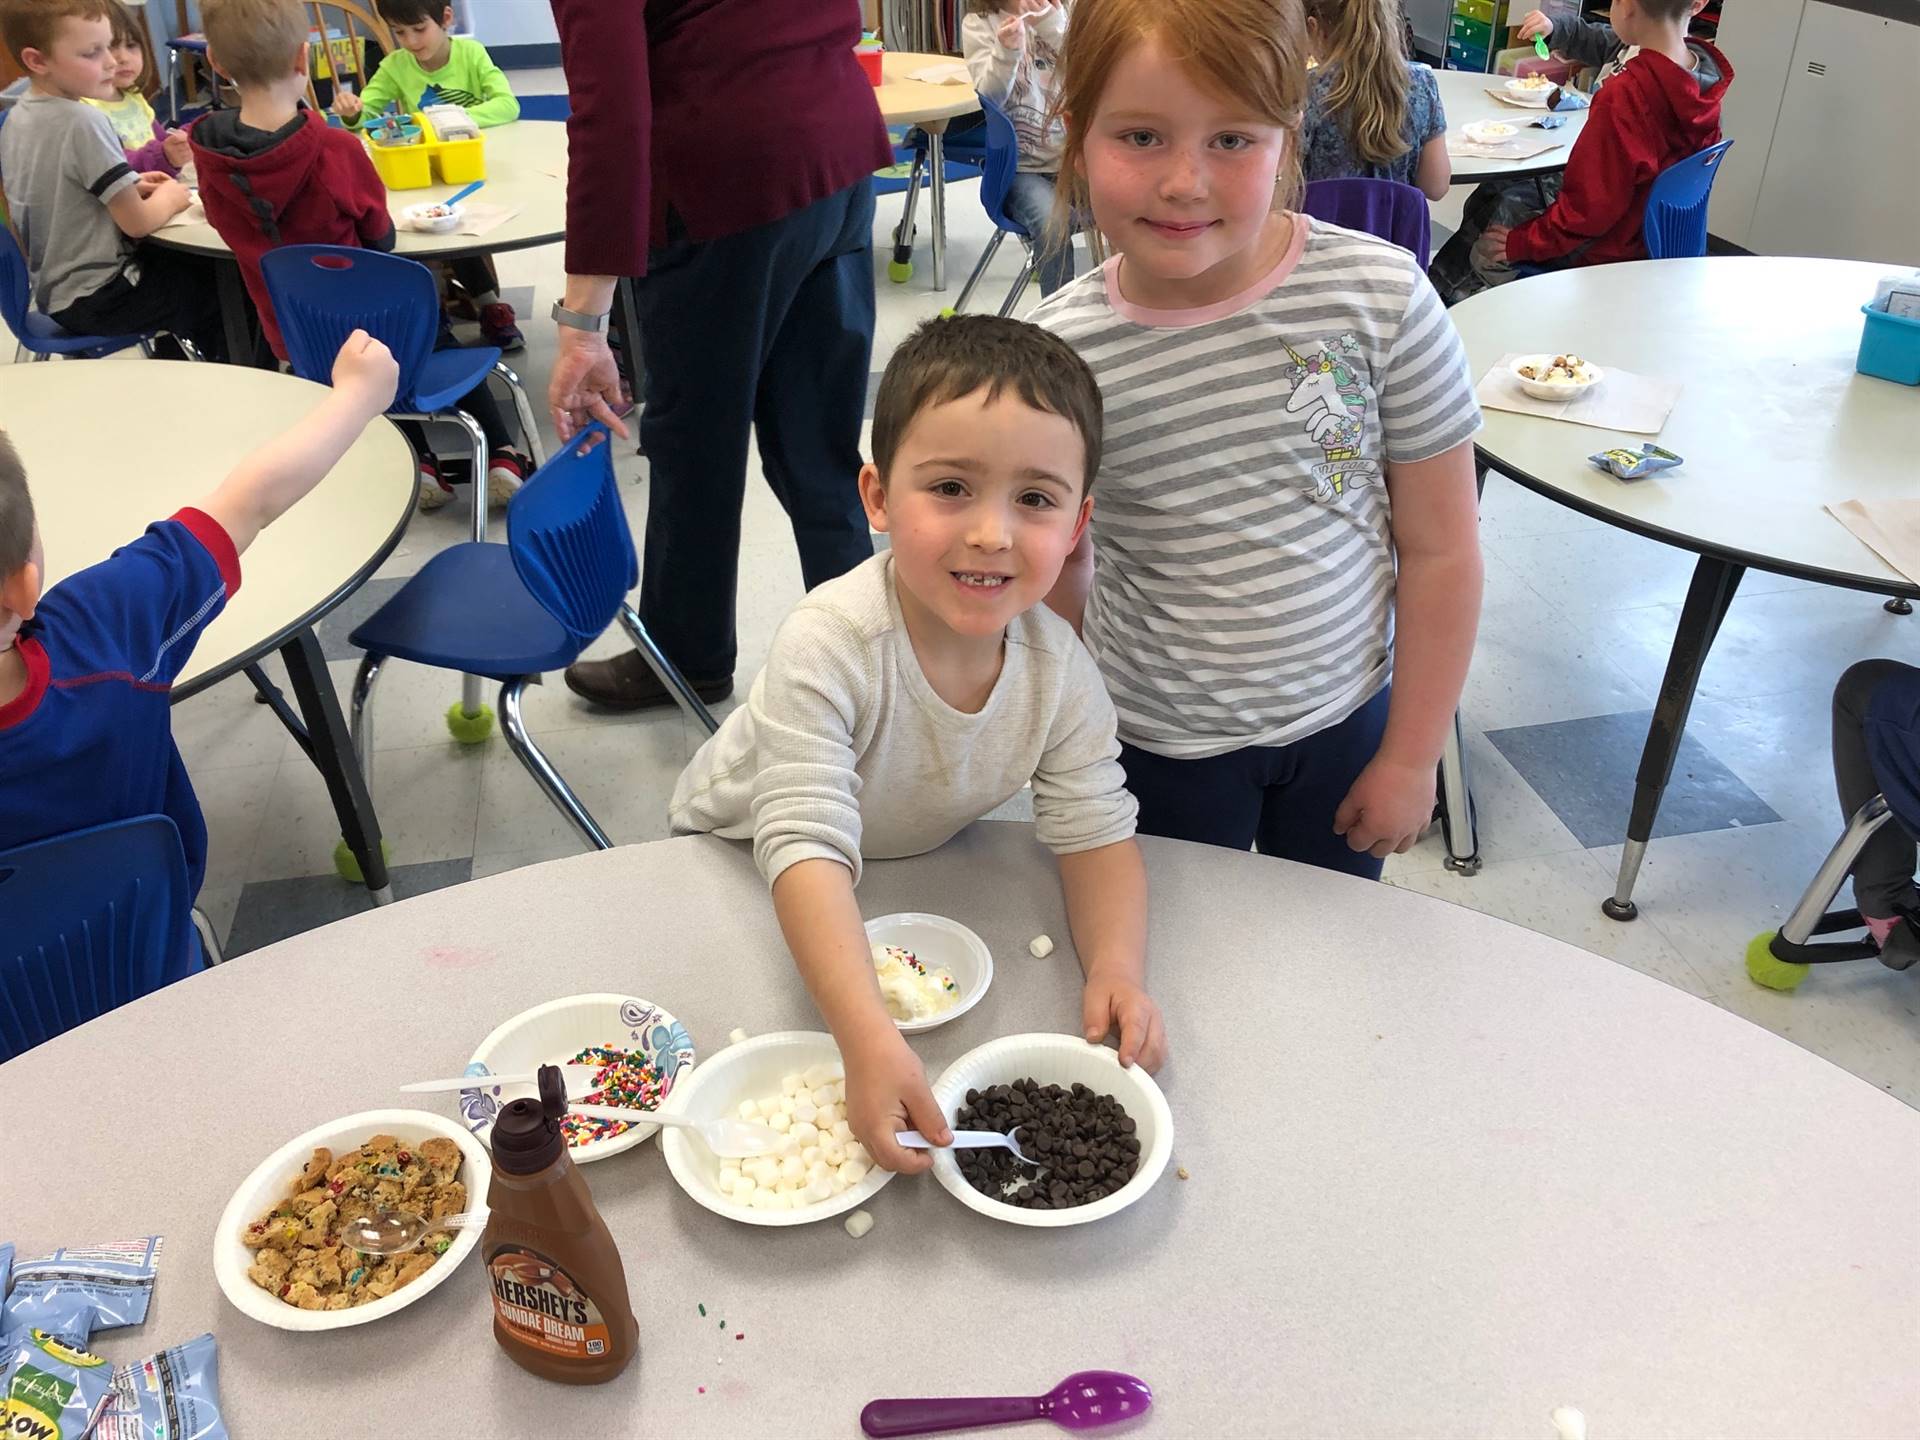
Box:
[1059,839,1165,1071]
[773,859,953,1174]
[466,46,520,127]
[1335,440,1482,857]
[196,331,398,555]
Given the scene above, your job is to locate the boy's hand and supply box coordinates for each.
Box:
[332,89,363,120]
[1082,969,1167,1073]
[162,130,192,169]
[1477,223,1512,268]
[1333,755,1435,859]
[1515,9,1552,40]
[843,1031,950,1175]
[330,329,399,416]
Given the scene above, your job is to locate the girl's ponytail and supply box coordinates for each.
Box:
[1304,0,1411,169]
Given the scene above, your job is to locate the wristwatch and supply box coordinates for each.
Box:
[550,300,611,334]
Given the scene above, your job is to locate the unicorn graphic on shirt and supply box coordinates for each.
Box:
[1281,334,1377,502]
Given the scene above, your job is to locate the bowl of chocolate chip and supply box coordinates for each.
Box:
[927,1034,1173,1227]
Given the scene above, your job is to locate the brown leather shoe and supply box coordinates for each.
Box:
[563,649,733,712]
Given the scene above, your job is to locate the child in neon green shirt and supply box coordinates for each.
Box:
[332,0,518,129]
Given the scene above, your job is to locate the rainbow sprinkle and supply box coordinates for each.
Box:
[887,945,927,976]
[558,1042,669,1147]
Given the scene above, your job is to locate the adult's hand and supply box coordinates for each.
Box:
[548,325,630,445]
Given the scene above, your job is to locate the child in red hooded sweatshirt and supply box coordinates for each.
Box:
[1430,0,1729,302]
[187,0,531,512]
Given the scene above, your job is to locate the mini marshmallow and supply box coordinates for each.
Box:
[748,1157,780,1186]
[756,1097,782,1119]
[791,1121,820,1148]
[823,1142,847,1166]
[727,1027,750,1045]
[830,1120,853,1144]
[732,1176,756,1200]
[846,1141,871,1167]
[1029,933,1054,958]
[837,1159,869,1186]
[810,1085,837,1108]
[768,1111,792,1133]
[843,1209,874,1239]
[802,1064,831,1090]
[801,1145,822,1166]
[805,1179,835,1205]
[830,1082,846,1104]
[782,1073,803,1097]
[779,1095,798,1116]
[779,1156,805,1181]
[793,1101,818,1124]
[807,1160,834,1186]
[737,1100,758,1121]
[816,1103,842,1129]
[719,1164,742,1190]
[749,1189,778,1211]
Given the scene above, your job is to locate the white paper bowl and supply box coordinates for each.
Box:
[214,1109,489,1331]
[460,994,696,1164]
[928,1034,1173,1228]
[864,912,994,1033]
[403,201,462,233]
[1462,119,1515,143]
[659,1030,896,1227]
[1510,353,1604,401]
[1503,76,1556,105]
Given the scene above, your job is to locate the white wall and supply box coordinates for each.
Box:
[463,0,557,49]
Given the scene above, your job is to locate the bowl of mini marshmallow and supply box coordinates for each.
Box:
[658,1031,895,1227]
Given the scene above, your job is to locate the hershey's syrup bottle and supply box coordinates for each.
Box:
[481,1064,637,1383]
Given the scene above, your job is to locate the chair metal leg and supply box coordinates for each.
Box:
[348,653,385,803]
[492,361,548,467]
[176,336,202,363]
[997,251,1036,318]
[1779,795,1894,947]
[1438,710,1481,875]
[952,229,1006,315]
[929,129,949,290]
[500,677,613,850]
[615,603,719,735]
[191,907,224,967]
[893,150,926,263]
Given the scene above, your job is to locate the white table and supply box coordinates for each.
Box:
[1434,68,1588,184]
[2,825,1912,1436]
[2,362,415,899]
[152,120,570,363]
[875,52,982,291]
[1451,257,1920,919]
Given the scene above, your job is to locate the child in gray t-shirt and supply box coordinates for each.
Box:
[0,2,224,356]
[671,315,1166,1175]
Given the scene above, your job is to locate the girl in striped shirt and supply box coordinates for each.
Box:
[1031,0,1483,878]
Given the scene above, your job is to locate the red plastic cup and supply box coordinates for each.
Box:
[856,46,884,86]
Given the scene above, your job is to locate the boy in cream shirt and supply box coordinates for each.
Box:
[672,315,1164,1174]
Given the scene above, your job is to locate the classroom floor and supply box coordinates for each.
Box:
[24,106,1916,1106]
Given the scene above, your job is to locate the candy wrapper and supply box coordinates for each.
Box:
[1,1238,163,1342]
[0,1328,114,1440]
[1548,87,1590,112]
[95,1334,228,1440]
[1589,444,1683,480]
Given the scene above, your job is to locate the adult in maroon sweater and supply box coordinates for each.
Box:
[549,0,893,711]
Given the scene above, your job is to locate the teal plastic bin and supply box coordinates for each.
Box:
[1857,304,1920,386]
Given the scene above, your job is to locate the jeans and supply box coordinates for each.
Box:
[1002,171,1075,298]
[633,180,878,678]
[1117,685,1393,880]
[1833,659,1920,917]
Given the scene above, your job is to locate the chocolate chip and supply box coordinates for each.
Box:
[955,1074,1140,1212]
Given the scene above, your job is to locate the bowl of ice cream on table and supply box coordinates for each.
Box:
[864,911,993,1032]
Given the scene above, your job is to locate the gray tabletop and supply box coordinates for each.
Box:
[3,824,1914,1437]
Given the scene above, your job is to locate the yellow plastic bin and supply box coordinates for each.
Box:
[367,130,431,189]
[362,112,487,191]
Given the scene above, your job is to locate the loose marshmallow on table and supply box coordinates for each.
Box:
[1028,934,1054,958]
[720,1068,871,1211]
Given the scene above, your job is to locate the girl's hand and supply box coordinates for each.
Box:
[1515,9,1553,40]
[162,130,191,169]
[332,89,363,120]
[996,9,1027,46]
[843,1031,951,1174]
[1082,969,1167,1073]
[1333,757,1436,859]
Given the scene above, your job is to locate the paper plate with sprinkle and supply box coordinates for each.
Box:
[459,994,697,1163]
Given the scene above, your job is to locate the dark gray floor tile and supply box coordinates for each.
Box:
[225,858,473,958]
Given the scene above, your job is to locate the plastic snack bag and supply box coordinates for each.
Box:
[95,1333,228,1440]
[1,1238,163,1341]
[0,1328,114,1440]
[1589,444,1683,480]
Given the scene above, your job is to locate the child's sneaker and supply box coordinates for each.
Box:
[480,302,524,352]
[417,455,455,511]
[487,450,529,507]
[1863,906,1920,972]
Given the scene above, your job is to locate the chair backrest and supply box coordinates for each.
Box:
[506,424,640,646]
[260,245,439,409]
[1300,177,1432,268]
[1643,138,1733,260]
[976,94,1028,236]
[299,0,396,113]
[0,815,197,1061]
[0,224,35,345]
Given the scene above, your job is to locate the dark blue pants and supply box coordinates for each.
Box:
[634,180,878,678]
[1119,685,1392,880]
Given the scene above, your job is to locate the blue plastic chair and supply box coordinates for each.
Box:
[261,244,545,742]
[882,115,987,284]
[949,96,1053,317]
[344,425,719,851]
[1301,177,1432,268]
[0,816,199,1061]
[1302,176,1478,875]
[1642,138,1733,259]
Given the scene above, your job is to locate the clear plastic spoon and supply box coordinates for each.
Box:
[339,1208,488,1257]
[862,1371,1153,1437]
[567,1103,784,1158]
[400,1063,603,1096]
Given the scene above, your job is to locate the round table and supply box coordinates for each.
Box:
[1,362,415,898]
[875,52,983,291]
[1451,256,1920,918]
[153,120,570,361]
[3,825,1911,1436]
[1434,68,1587,184]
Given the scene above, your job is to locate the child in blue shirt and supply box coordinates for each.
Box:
[0,331,398,897]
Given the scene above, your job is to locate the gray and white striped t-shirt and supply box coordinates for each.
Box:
[1030,217,1481,760]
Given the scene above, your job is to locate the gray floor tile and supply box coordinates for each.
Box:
[226,858,474,959]
[314,576,410,661]
[1486,710,1782,849]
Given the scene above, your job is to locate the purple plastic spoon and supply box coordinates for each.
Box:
[861,1371,1152,1438]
